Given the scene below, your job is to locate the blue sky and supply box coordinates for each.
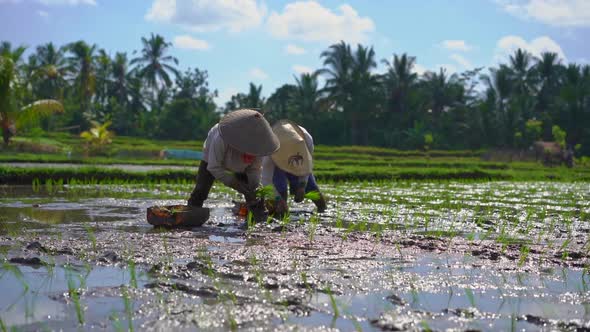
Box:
[1,0,589,105]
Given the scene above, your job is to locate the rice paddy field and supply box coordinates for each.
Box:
[1,135,590,331]
[1,179,589,331]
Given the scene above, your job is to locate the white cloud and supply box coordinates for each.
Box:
[284,44,306,55]
[497,0,590,27]
[146,0,266,33]
[38,10,49,18]
[249,67,268,80]
[267,1,375,44]
[216,87,239,106]
[37,0,96,5]
[440,40,473,52]
[450,53,473,69]
[292,65,313,74]
[412,64,427,76]
[494,35,567,63]
[173,35,210,50]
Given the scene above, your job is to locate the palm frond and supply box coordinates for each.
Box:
[15,99,64,129]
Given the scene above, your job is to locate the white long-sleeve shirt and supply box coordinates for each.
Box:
[261,126,314,197]
[202,124,261,190]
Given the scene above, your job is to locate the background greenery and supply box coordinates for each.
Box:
[1,35,589,155]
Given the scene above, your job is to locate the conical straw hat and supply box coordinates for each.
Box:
[270,120,313,176]
[219,109,280,156]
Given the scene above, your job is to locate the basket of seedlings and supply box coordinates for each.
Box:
[146,205,210,228]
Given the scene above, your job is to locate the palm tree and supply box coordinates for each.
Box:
[509,49,535,95]
[265,84,297,122]
[319,41,355,142]
[110,52,130,105]
[422,68,463,117]
[320,42,381,145]
[30,42,69,100]
[94,49,111,108]
[508,48,537,122]
[1,56,64,144]
[535,52,563,111]
[131,33,179,99]
[0,41,27,64]
[319,41,353,112]
[382,53,418,114]
[124,72,147,134]
[559,64,585,147]
[67,40,98,120]
[482,65,516,145]
[244,82,264,109]
[294,72,322,125]
[350,44,380,145]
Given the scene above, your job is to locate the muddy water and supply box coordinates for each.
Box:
[0,182,589,331]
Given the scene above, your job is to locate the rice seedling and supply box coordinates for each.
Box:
[255,185,275,200]
[246,211,255,235]
[300,272,313,294]
[304,191,321,201]
[420,320,433,332]
[249,254,272,302]
[65,266,85,325]
[110,312,125,332]
[279,212,291,236]
[84,224,97,254]
[1,260,29,292]
[324,285,339,318]
[128,259,138,289]
[307,213,320,244]
[121,286,134,332]
[464,288,476,308]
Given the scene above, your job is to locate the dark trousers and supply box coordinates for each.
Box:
[188,161,248,207]
[272,166,320,200]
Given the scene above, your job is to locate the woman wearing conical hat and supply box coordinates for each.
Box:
[187,109,280,219]
[261,120,327,217]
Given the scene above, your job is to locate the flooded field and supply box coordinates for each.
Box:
[0,181,589,331]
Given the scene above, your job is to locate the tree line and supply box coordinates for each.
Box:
[1,35,589,155]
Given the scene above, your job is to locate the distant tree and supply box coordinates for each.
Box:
[29,42,69,100]
[382,53,418,116]
[294,72,323,126]
[320,41,381,145]
[1,56,64,144]
[0,41,27,64]
[482,65,514,146]
[94,49,112,112]
[157,68,218,140]
[508,48,537,121]
[319,41,353,115]
[265,83,297,123]
[110,52,130,105]
[67,40,98,124]
[131,33,179,102]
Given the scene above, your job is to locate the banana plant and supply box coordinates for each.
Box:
[0,56,64,144]
[80,120,114,155]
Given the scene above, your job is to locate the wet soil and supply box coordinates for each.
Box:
[0,182,589,331]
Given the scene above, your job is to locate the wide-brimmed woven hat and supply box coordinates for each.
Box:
[219,109,280,156]
[270,120,312,176]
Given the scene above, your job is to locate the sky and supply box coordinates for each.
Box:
[1,0,589,106]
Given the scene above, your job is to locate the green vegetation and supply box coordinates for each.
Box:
[0,161,587,185]
[1,36,589,156]
[0,132,588,184]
